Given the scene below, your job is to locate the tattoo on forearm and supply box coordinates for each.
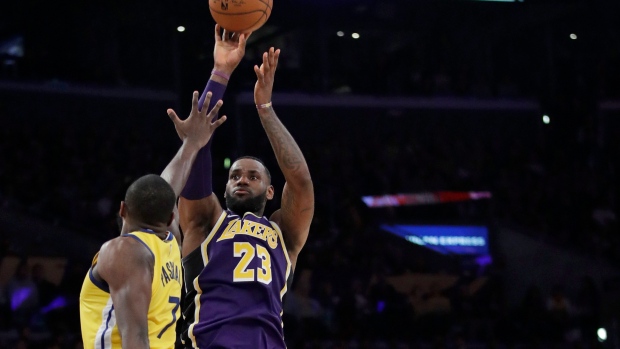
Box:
[262,112,304,171]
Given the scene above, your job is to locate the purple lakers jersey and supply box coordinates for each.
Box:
[181,210,292,349]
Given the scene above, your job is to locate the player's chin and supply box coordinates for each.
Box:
[233,194,255,202]
[226,195,263,213]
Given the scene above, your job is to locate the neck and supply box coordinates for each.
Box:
[229,208,264,217]
[122,222,168,238]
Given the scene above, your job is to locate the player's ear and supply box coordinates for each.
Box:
[266,185,275,200]
[119,201,127,218]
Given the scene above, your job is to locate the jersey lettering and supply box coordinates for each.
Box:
[161,261,180,287]
[216,219,279,249]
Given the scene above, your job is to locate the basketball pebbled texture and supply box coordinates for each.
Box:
[209,0,273,33]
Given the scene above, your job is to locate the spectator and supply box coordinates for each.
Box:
[6,262,38,327]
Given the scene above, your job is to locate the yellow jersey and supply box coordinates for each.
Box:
[79,231,182,349]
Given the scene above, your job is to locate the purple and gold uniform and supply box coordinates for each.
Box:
[181,210,292,349]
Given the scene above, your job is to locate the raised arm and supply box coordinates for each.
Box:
[178,25,250,257]
[254,48,314,268]
[95,238,154,349]
[160,91,227,243]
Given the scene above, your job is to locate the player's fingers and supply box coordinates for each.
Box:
[201,92,213,114]
[274,49,281,69]
[262,52,269,70]
[191,91,199,112]
[239,32,248,47]
[222,29,227,41]
[268,47,277,68]
[214,24,222,42]
[254,65,263,80]
[208,100,223,120]
[167,109,181,125]
[212,115,227,128]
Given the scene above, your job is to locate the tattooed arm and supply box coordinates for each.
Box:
[254,48,314,270]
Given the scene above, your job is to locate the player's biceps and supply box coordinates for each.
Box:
[179,209,208,236]
[177,199,195,229]
[110,271,150,300]
[282,182,313,209]
[116,277,152,316]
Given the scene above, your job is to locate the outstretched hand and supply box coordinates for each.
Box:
[167,91,227,149]
[254,47,280,106]
[214,24,252,76]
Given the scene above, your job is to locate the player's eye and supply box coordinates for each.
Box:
[250,176,257,180]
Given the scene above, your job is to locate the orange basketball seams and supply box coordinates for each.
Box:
[209,0,273,33]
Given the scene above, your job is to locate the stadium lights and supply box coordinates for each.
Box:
[337,31,344,37]
[598,328,607,342]
[570,33,577,40]
[543,115,550,124]
[352,33,360,39]
[177,26,186,32]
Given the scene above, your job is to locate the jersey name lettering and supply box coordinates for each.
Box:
[161,261,181,287]
[216,219,279,249]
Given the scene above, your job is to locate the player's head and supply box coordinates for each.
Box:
[119,174,176,230]
[224,156,274,215]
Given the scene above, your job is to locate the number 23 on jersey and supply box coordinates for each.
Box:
[233,242,272,284]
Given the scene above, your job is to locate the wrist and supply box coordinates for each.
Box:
[182,139,202,154]
[210,69,230,86]
[256,103,274,117]
[212,64,234,77]
[211,69,230,80]
[256,101,272,109]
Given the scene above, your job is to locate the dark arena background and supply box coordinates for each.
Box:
[1,0,620,348]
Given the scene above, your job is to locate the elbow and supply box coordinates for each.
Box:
[293,177,314,195]
[296,173,313,189]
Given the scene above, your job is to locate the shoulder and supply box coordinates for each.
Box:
[98,235,154,270]
[269,209,282,226]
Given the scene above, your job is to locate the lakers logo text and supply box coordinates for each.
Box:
[217,219,279,249]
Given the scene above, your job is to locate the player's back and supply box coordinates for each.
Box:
[80,231,182,349]
[182,210,292,349]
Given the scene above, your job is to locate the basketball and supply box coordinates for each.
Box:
[209,0,273,33]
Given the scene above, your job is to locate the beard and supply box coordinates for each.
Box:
[225,190,268,215]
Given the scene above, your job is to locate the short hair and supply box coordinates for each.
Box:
[234,156,271,183]
[124,174,176,225]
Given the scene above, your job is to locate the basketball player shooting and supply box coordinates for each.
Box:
[79,92,226,349]
[177,32,314,349]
